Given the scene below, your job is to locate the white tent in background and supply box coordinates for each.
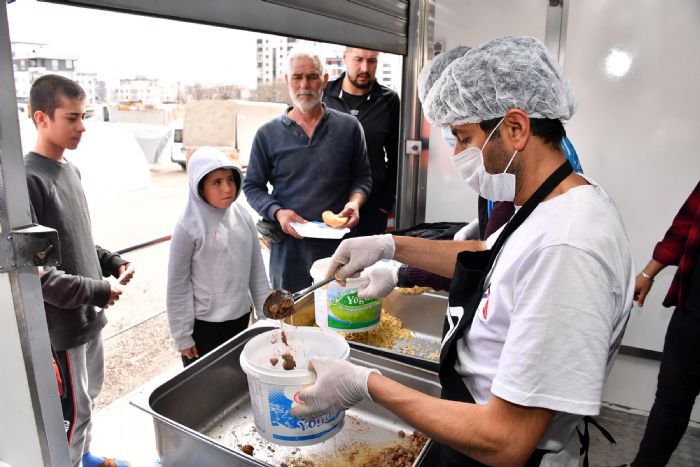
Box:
[113,122,171,165]
[19,117,152,201]
[65,122,152,198]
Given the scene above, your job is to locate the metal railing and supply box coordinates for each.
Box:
[115,234,171,255]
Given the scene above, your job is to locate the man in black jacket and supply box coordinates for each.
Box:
[324,47,400,236]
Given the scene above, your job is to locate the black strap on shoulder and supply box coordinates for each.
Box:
[477,196,489,240]
[485,160,573,275]
[578,415,616,467]
[442,159,574,351]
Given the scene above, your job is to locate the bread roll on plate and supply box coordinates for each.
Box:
[322,210,348,228]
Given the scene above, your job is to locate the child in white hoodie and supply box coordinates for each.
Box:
[167,147,271,366]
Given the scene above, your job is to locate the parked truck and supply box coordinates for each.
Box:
[171,99,287,169]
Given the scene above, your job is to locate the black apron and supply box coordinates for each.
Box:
[438,161,573,466]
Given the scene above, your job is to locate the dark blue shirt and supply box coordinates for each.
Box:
[243,105,372,222]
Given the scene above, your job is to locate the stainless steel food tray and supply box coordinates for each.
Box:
[132,324,442,466]
[349,291,446,371]
[286,290,447,372]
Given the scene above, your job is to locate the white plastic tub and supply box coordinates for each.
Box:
[310,257,381,332]
[239,326,350,446]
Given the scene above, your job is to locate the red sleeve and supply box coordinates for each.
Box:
[653,181,700,266]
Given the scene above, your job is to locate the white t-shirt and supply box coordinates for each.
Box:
[453,177,634,465]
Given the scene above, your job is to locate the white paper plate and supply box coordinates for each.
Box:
[290,221,350,239]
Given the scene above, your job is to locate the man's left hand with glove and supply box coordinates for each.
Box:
[290,358,380,420]
[357,261,401,298]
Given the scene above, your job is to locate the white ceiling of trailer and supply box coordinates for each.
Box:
[41,0,409,54]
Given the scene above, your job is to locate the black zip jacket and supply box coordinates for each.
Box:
[324,73,400,211]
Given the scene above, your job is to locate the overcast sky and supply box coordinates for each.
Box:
[7,0,260,87]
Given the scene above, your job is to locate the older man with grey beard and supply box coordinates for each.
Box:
[243,49,372,292]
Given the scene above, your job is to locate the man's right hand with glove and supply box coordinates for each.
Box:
[290,357,380,421]
[326,234,396,284]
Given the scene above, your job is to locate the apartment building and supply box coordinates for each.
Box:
[12,41,101,104]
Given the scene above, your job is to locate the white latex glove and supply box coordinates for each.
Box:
[326,234,396,283]
[358,261,400,298]
[453,218,480,241]
[289,357,379,421]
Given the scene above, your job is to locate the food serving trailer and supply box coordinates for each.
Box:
[1,0,699,465]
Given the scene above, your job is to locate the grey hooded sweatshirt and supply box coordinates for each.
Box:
[166,147,271,350]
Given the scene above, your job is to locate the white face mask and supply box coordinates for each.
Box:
[480,147,518,202]
[452,145,483,194]
[451,118,519,202]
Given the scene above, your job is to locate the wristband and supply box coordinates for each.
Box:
[640,271,654,281]
[397,265,412,288]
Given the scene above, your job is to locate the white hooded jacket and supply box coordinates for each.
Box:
[166,147,271,350]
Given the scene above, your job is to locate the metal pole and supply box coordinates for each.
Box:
[0,3,71,465]
[544,0,570,66]
[396,0,434,229]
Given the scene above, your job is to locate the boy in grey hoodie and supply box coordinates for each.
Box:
[167,147,271,366]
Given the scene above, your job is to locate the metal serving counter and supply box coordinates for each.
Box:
[132,324,443,466]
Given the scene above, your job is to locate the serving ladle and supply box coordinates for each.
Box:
[262,276,335,320]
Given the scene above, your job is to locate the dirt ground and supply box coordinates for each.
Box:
[98,312,179,411]
[85,166,185,411]
[92,240,182,412]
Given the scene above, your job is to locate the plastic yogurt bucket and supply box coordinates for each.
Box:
[310,257,381,332]
[239,326,350,446]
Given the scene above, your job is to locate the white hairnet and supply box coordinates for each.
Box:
[417,45,471,106]
[423,36,576,126]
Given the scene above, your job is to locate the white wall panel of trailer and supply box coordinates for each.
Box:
[564,0,700,421]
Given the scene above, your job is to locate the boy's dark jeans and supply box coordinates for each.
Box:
[632,303,700,466]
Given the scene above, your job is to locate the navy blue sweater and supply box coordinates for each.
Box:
[243,106,372,222]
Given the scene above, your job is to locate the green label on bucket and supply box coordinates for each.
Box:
[328,291,380,330]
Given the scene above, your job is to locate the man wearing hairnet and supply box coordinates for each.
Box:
[363,44,585,297]
[290,36,635,466]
